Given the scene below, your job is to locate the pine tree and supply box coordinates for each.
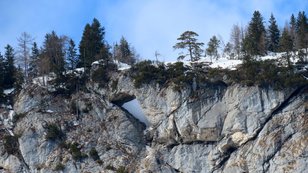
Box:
[173,31,204,61]
[29,42,40,78]
[79,18,109,68]
[296,11,308,50]
[3,45,17,88]
[42,31,66,77]
[223,42,233,59]
[242,11,266,56]
[14,66,24,91]
[119,37,132,64]
[206,35,220,61]
[67,39,78,70]
[79,24,91,67]
[267,14,280,52]
[279,27,293,68]
[114,36,136,65]
[0,52,5,93]
[290,14,297,51]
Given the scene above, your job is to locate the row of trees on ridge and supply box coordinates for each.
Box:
[0,18,137,94]
[174,11,308,62]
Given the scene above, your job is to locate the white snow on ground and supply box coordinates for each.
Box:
[91,59,131,70]
[91,61,100,66]
[8,110,14,121]
[122,99,149,127]
[32,74,55,86]
[117,62,131,70]
[4,88,14,95]
[74,68,85,73]
[208,58,242,69]
[66,68,85,75]
[169,57,242,70]
[6,129,14,136]
[45,110,54,113]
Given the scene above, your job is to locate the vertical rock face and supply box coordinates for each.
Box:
[0,72,307,173]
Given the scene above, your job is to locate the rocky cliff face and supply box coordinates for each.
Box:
[0,71,307,173]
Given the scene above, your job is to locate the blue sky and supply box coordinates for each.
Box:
[0,0,307,61]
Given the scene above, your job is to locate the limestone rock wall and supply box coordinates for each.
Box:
[0,72,306,173]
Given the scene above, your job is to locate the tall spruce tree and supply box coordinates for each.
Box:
[29,42,40,78]
[79,24,91,68]
[42,31,66,77]
[0,52,4,94]
[290,14,297,51]
[173,31,204,61]
[79,18,109,68]
[206,35,220,61]
[3,45,17,88]
[279,27,293,68]
[296,11,308,50]
[242,11,266,56]
[223,42,233,59]
[267,14,280,52]
[114,36,136,65]
[67,39,78,70]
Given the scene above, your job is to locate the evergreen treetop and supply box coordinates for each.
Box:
[3,45,16,88]
[267,14,280,52]
[113,36,136,65]
[243,11,266,56]
[42,31,66,76]
[173,31,204,61]
[67,39,78,70]
[206,35,220,61]
[295,11,308,49]
[79,18,109,68]
[28,42,40,78]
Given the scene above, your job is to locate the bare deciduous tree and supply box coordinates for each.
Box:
[230,24,242,59]
[17,32,34,82]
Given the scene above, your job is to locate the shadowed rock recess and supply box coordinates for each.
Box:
[0,71,307,173]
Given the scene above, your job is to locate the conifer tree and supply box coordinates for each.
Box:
[267,14,280,52]
[14,66,24,91]
[223,42,233,59]
[114,36,136,65]
[290,14,297,51]
[0,52,4,93]
[67,39,78,70]
[29,42,40,78]
[173,31,204,61]
[79,18,109,68]
[242,11,266,56]
[296,11,308,50]
[206,35,220,61]
[42,31,66,77]
[4,45,17,88]
[279,27,293,68]
[79,24,91,68]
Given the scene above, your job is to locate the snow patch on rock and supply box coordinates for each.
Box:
[122,99,149,126]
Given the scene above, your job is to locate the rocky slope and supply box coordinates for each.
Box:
[0,71,307,173]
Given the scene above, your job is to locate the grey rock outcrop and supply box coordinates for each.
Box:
[0,71,307,173]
